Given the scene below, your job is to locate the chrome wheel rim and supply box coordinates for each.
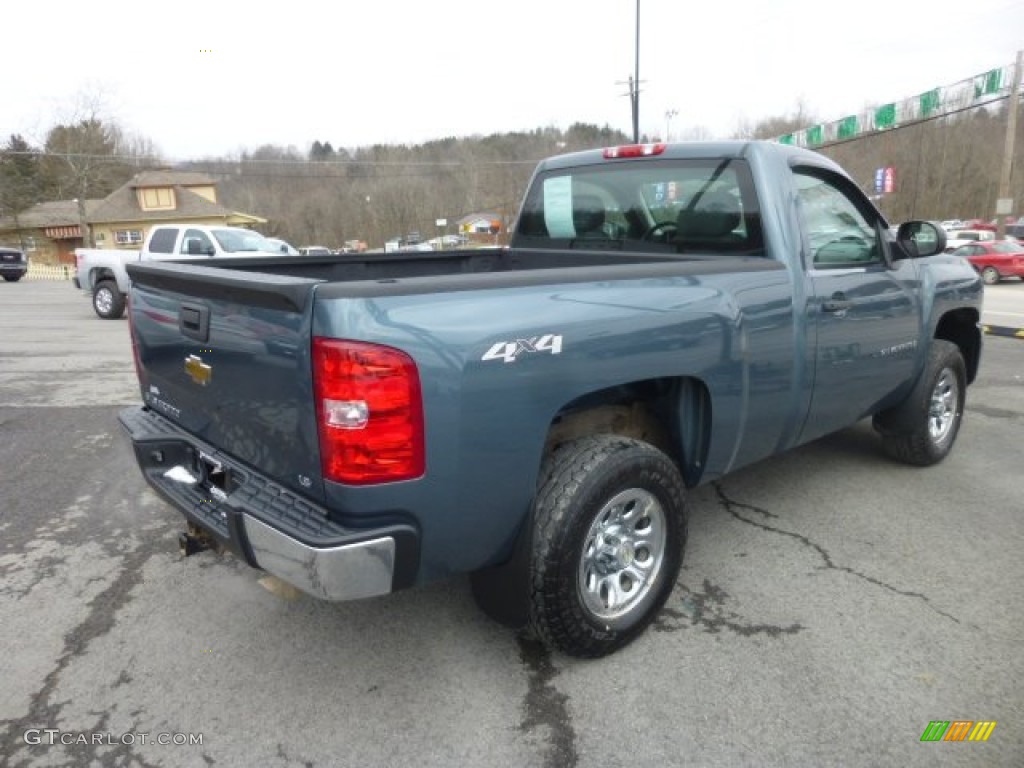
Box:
[578,488,667,625]
[928,368,958,443]
[95,288,113,314]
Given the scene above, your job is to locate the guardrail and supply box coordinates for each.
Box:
[25,263,76,282]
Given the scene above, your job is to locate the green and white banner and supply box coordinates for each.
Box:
[776,63,1017,148]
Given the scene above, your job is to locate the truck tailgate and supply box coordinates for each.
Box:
[125,262,325,500]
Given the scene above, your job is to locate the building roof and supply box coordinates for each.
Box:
[0,199,103,229]
[89,183,235,224]
[1,170,265,231]
[128,170,217,188]
[456,212,503,226]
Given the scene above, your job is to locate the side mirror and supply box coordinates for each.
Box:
[895,221,947,258]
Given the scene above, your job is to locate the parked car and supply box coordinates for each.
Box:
[951,240,1024,284]
[0,246,28,282]
[299,246,332,256]
[944,229,996,252]
[940,219,964,231]
[266,238,300,255]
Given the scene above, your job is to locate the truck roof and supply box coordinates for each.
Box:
[536,139,844,175]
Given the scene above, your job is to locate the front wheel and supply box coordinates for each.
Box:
[92,280,126,319]
[2,274,22,282]
[526,435,687,657]
[873,339,966,466]
[980,266,1000,285]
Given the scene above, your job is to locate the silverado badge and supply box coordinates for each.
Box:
[184,355,212,386]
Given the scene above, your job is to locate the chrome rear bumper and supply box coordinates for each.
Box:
[243,517,395,600]
[119,405,419,601]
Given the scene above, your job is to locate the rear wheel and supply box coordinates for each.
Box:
[873,340,966,466]
[93,280,125,319]
[980,266,1000,285]
[2,274,21,282]
[526,435,687,657]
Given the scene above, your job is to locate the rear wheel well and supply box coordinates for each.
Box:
[90,267,117,290]
[543,377,711,487]
[935,308,981,384]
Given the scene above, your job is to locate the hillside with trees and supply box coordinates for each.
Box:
[2,100,1021,251]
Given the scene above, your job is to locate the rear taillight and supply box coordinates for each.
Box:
[312,338,424,485]
[603,143,667,159]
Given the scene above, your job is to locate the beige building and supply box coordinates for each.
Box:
[0,171,266,264]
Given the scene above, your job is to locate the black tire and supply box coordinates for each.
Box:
[92,280,126,319]
[980,266,1000,285]
[526,435,687,658]
[873,339,966,466]
[2,274,21,282]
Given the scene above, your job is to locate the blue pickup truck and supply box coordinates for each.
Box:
[119,141,982,657]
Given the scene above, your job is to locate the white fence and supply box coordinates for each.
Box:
[24,263,76,282]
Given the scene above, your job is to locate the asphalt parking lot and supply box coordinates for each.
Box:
[1,280,1022,768]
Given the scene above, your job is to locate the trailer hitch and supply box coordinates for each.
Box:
[179,522,218,557]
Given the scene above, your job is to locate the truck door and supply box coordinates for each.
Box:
[795,168,922,443]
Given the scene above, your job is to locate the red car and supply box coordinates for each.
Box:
[951,240,1024,284]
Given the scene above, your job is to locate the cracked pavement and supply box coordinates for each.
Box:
[1,282,1022,767]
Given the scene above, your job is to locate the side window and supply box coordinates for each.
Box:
[795,170,881,269]
[180,229,215,255]
[148,228,179,254]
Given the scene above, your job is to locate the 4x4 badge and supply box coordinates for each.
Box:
[184,355,212,386]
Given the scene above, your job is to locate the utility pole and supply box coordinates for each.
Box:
[996,49,1022,238]
[617,2,643,142]
[633,0,640,143]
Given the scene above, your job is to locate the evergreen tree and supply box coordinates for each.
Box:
[0,135,45,249]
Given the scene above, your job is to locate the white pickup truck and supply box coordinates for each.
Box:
[74,224,287,318]
[943,228,996,253]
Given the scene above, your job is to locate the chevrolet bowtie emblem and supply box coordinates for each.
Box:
[184,355,212,386]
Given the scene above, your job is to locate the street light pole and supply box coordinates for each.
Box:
[665,109,678,142]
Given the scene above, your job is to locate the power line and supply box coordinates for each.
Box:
[0,149,540,167]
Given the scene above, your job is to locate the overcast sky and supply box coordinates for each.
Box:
[4,0,1024,161]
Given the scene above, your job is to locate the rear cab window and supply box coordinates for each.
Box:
[515,157,764,257]
[148,228,179,254]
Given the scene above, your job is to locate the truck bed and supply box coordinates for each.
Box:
[128,247,781,306]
